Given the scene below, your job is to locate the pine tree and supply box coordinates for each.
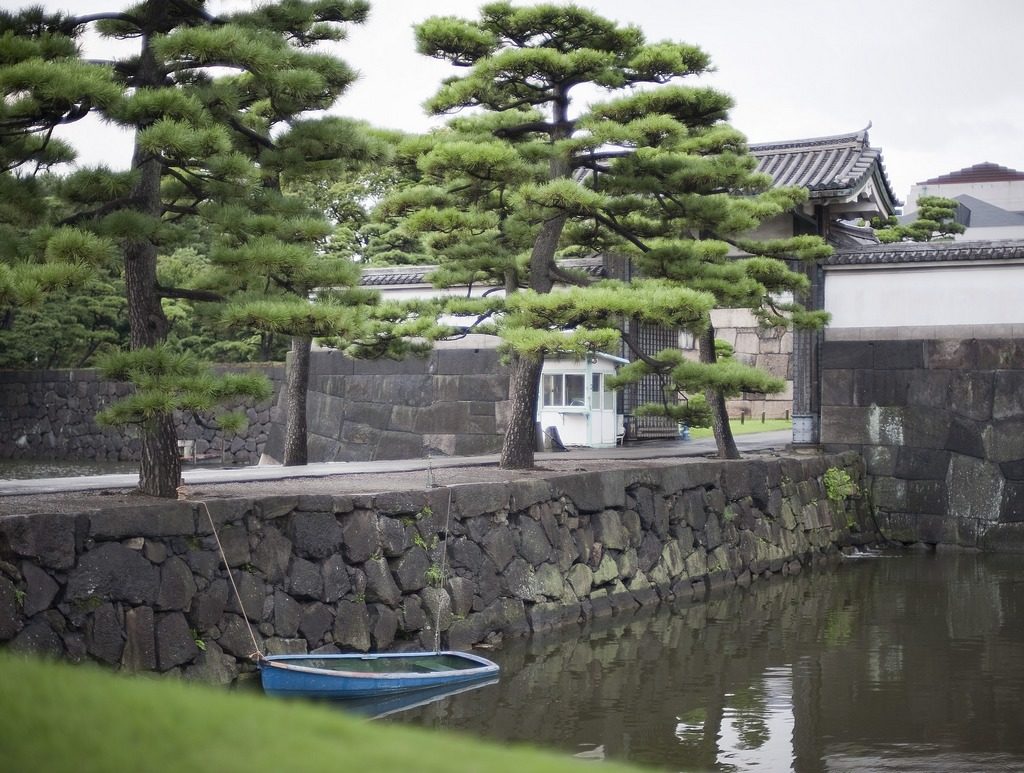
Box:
[0,10,120,316]
[571,112,832,457]
[872,196,965,242]
[409,2,723,468]
[405,3,829,464]
[209,122,444,466]
[5,1,370,495]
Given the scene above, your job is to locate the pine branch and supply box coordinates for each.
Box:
[162,203,202,217]
[572,157,612,174]
[159,165,207,200]
[619,324,666,368]
[224,115,275,151]
[493,119,559,139]
[58,197,134,227]
[571,149,634,165]
[592,212,651,253]
[548,263,594,287]
[67,11,140,28]
[269,274,301,296]
[156,285,225,303]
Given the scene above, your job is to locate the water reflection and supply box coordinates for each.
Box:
[385,553,1024,772]
[322,678,500,721]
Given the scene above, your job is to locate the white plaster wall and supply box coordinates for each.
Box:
[824,264,1024,328]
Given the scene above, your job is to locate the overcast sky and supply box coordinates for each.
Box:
[38,0,1024,206]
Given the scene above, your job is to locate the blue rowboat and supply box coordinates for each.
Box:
[258,650,500,699]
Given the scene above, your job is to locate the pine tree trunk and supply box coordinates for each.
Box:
[139,412,181,498]
[699,325,740,460]
[500,352,544,469]
[126,35,180,496]
[283,335,311,466]
[496,214,565,469]
[528,216,564,294]
[501,106,571,469]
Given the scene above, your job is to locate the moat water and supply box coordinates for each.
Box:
[381,552,1024,772]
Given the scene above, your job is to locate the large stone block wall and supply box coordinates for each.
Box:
[0,453,876,683]
[819,337,1024,549]
[262,347,510,463]
[0,364,284,466]
[712,308,795,420]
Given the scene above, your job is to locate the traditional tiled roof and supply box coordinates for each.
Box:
[827,220,880,248]
[824,238,1024,266]
[918,162,1024,186]
[749,127,899,213]
[359,266,434,287]
[359,257,607,287]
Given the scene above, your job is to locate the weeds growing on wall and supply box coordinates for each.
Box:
[824,467,860,528]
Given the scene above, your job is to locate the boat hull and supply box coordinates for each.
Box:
[258,651,500,699]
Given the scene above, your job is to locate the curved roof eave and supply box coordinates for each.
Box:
[750,126,900,216]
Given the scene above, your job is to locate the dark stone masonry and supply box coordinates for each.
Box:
[0,364,284,466]
[260,347,511,463]
[820,338,1024,550]
[0,453,876,683]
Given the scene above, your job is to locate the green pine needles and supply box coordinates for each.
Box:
[95,344,271,433]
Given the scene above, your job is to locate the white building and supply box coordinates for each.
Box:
[538,352,628,448]
[903,163,1024,241]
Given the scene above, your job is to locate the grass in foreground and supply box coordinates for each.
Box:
[0,653,646,773]
[687,418,792,440]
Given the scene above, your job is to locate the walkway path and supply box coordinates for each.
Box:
[0,431,792,497]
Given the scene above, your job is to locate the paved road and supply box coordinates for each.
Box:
[0,430,793,497]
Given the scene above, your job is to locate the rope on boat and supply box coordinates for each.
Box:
[433,487,454,653]
[184,490,264,662]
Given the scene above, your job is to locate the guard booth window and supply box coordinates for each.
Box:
[542,373,586,407]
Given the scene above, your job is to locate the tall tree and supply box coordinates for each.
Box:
[7,1,370,495]
[407,3,829,464]
[412,2,728,468]
[209,122,442,466]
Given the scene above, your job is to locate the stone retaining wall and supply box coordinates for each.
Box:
[0,364,284,466]
[0,453,876,683]
[261,347,510,463]
[820,338,1024,550]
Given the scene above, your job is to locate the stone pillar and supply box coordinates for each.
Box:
[792,209,829,445]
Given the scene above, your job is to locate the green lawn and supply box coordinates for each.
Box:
[0,653,647,773]
[687,418,792,439]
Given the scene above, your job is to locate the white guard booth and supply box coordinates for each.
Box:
[538,352,627,448]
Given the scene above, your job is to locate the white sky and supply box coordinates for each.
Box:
[37,0,1024,207]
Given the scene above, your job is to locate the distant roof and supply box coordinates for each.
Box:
[953,195,1024,227]
[360,257,606,287]
[749,127,899,214]
[917,162,1024,186]
[824,238,1024,267]
[895,194,1024,228]
[360,266,435,287]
